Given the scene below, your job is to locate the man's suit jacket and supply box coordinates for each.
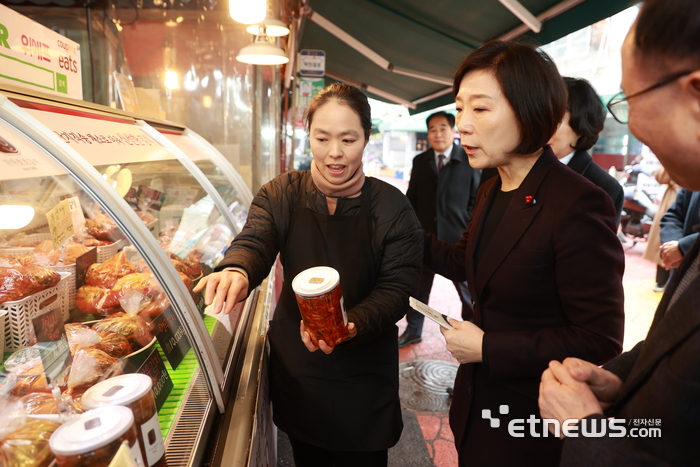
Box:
[561,235,700,466]
[660,188,700,255]
[406,144,480,244]
[567,149,624,227]
[424,147,625,463]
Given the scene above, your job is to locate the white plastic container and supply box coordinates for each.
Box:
[49,405,145,467]
[81,374,165,467]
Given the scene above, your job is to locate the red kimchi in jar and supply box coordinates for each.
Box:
[292,267,348,347]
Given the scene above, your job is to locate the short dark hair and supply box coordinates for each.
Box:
[563,77,605,151]
[452,40,566,155]
[426,111,455,129]
[634,0,700,70]
[304,83,372,141]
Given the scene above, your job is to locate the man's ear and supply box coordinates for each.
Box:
[685,70,700,141]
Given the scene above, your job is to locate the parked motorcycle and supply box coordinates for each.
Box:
[618,165,657,247]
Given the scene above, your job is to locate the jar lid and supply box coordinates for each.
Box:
[292,267,340,297]
[49,406,134,455]
[82,374,153,409]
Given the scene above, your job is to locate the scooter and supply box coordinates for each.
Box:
[618,165,657,247]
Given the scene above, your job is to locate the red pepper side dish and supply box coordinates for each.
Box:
[292,267,348,347]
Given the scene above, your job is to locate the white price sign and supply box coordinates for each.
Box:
[298,49,325,77]
[0,4,83,100]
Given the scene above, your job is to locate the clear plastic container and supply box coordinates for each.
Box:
[292,266,348,346]
[81,374,165,467]
[49,406,145,467]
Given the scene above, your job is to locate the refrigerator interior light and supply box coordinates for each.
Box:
[0,205,35,229]
[236,35,289,65]
[229,0,266,25]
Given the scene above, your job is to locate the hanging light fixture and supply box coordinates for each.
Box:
[229,0,266,25]
[246,18,290,37]
[236,33,289,65]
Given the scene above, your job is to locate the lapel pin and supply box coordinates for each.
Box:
[525,195,536,205]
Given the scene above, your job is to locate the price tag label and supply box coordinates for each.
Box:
[152,306,191,370]
[126,346,173,411]
[32,307,72,385]
[46,199,75,249]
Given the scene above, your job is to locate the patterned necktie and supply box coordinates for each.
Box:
[437,154,446,173]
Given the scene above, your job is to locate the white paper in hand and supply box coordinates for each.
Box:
[409,297,454,329]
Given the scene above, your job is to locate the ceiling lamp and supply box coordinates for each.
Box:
[236,35,289,65]
[246,18,290,37]
[229,0,266,25]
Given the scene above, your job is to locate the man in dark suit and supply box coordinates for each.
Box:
[659,188,700,270]
[401,111,480,347]
[539,1,700,464]
[548,77,624,226]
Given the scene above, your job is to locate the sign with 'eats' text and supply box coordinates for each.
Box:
[0,4,83,99]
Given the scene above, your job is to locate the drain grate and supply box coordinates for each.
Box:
[399,360,458,412]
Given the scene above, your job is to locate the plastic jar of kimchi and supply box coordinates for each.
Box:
[49,406,145,467]
[292,266,348,347]
[81,374,165,467]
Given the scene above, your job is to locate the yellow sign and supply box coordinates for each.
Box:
[46,199,74,249]
[108,441,138,467]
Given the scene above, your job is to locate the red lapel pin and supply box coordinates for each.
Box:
[525,195,536,205]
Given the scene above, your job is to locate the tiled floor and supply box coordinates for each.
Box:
[381,172,664,467]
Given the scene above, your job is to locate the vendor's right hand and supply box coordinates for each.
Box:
[193,270,249,315]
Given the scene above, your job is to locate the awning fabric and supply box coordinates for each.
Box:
[298,0,636,114]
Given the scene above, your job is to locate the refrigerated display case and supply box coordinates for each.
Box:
[0,83,275,467]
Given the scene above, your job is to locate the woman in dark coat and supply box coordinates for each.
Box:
[425,41,625,466]
[194,83,423,467]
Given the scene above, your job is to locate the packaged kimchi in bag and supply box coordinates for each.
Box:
[85,251,135,289]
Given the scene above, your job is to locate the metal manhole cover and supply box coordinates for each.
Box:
[399,360,458,412]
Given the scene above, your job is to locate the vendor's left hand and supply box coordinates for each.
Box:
[440,318,484,363]
[300,321,357,354]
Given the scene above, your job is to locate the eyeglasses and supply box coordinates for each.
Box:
[606,70,693,124]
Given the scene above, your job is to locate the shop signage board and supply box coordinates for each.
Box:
[298,49,325,77]
[0,4,83,99]
[24,108,177,166]
[0,118,69,180]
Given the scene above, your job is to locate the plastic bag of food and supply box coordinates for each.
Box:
[66,348,123,392]
[137,293,170,322]
[169,253,202,279]
[19,391,83,416]
[0,265,61,304]
[64,323,101,356]
[94,331,132,358]
[75,285,120,316]
[85,251,135,289]
[101,273,161,309]
[0,417,61,467]
[90,312,153,351]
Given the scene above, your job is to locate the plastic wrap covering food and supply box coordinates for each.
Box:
[0,264,61,304]
[94,331,132,358]
[0,418,61,467]
[19,392,83,416]
[101,273,161,309]
[136,293,170,322]
[168,253,202,279]
[70,235,111,248]
[90,312,153,351]
[23,241,91,267]
[85,251,135,289]
[85,212,125,242]
[64,323,101,356]
[74,286,118,316]
[66,348,123,392]
[4,348,49,397]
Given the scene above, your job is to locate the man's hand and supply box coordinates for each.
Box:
[192,270,249,315]
[538,360,604,437]
[560,357,622,410]
[300,320,357,354]
[440,318,484,363]
[660,241,683,270]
